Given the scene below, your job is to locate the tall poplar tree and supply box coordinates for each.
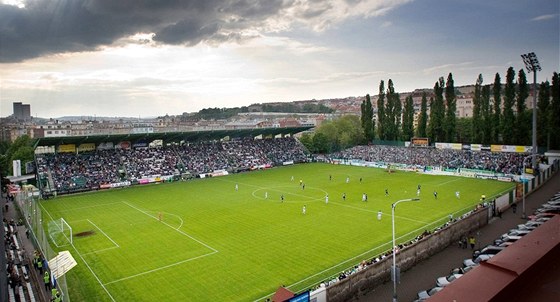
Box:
[416,92,428,137]
[456,117,473,143]
[492,73,502,143]
[481,84,492,144]
[360,94,374,142]
[444,73,457,142]
[428,96,436,142]
[394,91,402,140]
[516,69,529,145]
[537,81,551,149]
[360,99,366,129]
[385,79,397,140]
[402,95,415,141]
[472,74,483,143]
[550,72,560,149]
[377,80,386,140]
[430,77,446,142]
[502,67,516,145]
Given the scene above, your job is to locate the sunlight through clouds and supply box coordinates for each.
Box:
[0,0,558,117]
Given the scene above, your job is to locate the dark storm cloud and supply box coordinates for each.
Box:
[0,0,290,63]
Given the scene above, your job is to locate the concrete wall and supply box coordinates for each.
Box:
[326,207,489,302]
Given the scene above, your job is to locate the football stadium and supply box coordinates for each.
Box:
[2,1,560,301]
[4,129,558,302]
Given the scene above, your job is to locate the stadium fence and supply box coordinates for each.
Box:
[14,189,70,302]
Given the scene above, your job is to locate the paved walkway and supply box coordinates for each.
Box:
[361,171,560,302]
[3,192,50,302]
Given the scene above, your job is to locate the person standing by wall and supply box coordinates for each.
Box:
[469,236,476,250]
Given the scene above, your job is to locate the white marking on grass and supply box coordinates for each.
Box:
[87,219,120,247]
[250,186,324,203]
[39,202,117,302]
[149,211,184,230]
[82,246,120,256]
[436,178,462,186]
[220,175,325,202]
[122,201,218,253]
[103,251,217,285]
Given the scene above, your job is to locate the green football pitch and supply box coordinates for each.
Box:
[39,163,515,301]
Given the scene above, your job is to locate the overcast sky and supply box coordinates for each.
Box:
[0,0,558,118]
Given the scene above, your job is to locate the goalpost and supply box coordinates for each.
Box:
[48,218,73,247]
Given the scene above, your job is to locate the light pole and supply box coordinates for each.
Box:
[521,154,539,219]
[392,197,420,302]
[520,52,541,170]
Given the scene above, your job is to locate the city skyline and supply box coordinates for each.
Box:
[1,0,558,118]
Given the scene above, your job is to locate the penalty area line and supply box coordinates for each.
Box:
[87,219,120,247]
[103,250,218,286]
[38,202,117,302]
[82,246,119,256]
[121,201,218,253]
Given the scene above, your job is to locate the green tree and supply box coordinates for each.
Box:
[336,115,365,148]
[298,133,314,153]
[394,92,402,140]
[472,74,483,143]
[402,95,415,141]
[416,92,428,137]
[309,115,364,153]
[427,96,436,142]
[190,106,250,120]
[360,100,366,134]
[444,73,457,142]
[492,73,502,143]
[385,80,396,140]
[312,132,329,153]
[2,135,35,177]
[502,67,516,145]
[377,80,386,140]
[361,94,374,142]
[456,117,473,143]
[481,84,492,145]
[516,69,529,145]
[384,79,401,140]
[429,77,446,142]
[537,80,551,149]
[315,122,339,152]
[0,141,11,177]
[550,72,560,149]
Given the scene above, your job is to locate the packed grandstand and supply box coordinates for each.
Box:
[36,137,309,195]
[33,136,533,196]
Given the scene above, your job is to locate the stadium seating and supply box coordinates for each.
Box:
[331,145,529,175]
[36,137,309,195]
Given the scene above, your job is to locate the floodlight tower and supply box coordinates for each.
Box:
[520,52,541,171]
[391,198,420,302]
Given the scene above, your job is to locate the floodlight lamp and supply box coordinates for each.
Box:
[521,52,541,73]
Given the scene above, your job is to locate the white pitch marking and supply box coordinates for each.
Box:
[87,219,120,247]
[103,251,217,286]
[122,201,218,253]
[38,202,117,302]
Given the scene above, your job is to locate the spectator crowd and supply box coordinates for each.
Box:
[330,145,529,175]
[36,137,308,195]
[36,141,536,195]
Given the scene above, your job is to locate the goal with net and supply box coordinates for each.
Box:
[48,218,73,247]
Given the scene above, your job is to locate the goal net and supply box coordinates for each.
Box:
[48,218,73,247]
